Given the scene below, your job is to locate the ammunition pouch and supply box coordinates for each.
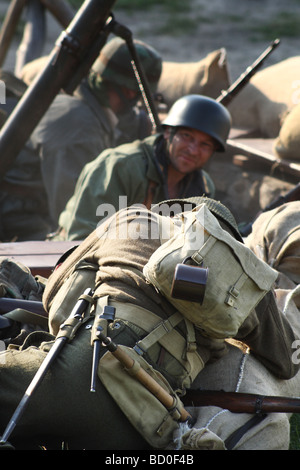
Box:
[99,344,185,449]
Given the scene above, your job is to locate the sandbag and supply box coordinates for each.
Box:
[245,201,300,294]
[157,49,230,108]
[228,56,300,137]
[273,103,300,161]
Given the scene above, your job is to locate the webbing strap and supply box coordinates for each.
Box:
[95,298,204,381]
[192,235,217,265]
[134,311,183,353]
[224,413,267,450]
[224,271,249,307]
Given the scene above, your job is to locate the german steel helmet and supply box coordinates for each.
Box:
[92,37,162,93]
[162,94,231,151]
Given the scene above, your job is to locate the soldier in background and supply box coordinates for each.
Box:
[0,37,162,241]
[57,94,231,240]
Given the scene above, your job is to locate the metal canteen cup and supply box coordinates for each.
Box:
[171,259,208,304]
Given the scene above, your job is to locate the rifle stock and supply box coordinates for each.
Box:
[183,389,300,414]
[0,297,47,317]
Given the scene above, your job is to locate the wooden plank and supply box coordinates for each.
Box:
[227,136,300,179]
[0,241,79,277]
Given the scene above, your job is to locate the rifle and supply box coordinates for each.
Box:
[0,288,93,445]
[94,327,300,417]
[0,297,47,317]
[0,0,117,182]
[182,389,300,414]
[217,38,280,107]
[0,297,48,333]
[110,21,162,133]
[239,181,300,237]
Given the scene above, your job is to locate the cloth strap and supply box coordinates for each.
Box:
[95,297,204,382]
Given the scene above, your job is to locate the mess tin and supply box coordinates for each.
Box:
[171,258,208,304]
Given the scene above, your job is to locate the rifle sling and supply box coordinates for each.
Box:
[224,413,267,450]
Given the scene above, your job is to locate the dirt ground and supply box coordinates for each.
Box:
[1,0,300,81]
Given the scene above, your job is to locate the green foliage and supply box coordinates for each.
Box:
[114,0,190,12]
[67,0,191,12]
[251,12,300,40]
[290,414,300,450]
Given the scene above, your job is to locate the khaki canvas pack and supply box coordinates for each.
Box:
[99,344,185,449]
[143,204,278,339]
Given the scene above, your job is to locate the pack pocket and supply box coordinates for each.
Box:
[99,345,184,449]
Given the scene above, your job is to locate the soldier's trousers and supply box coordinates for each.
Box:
[0,318,151,450]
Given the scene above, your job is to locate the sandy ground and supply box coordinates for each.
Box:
[1,0,300,81]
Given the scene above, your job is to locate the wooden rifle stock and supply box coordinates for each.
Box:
[182,389,300,414]
[0,297,47,317]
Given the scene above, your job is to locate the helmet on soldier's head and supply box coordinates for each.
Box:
[162,95,231,152]
[92,37,162,93]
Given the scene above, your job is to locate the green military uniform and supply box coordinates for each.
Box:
[0,37,162,242]
[0,202,299,449]
[0,82,150,242]
[58,134,215,240]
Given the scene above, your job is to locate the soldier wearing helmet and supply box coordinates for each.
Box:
[57,94,232,240]
[0,37,162,242]
[90,37,162,110]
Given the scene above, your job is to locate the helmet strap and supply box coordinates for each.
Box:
[87,72,110,107]
[112,83,139,114]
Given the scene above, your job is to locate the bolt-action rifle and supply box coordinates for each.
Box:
[0,297,46,317]
[1,296,300,419]
[0,296,48,332]
[182,389,300,414]
[217,38,280,107]
[94,327,300,417]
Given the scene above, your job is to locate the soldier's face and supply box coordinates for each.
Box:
[165,127,217,174]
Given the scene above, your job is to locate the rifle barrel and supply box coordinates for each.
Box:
[182,389,300,414]
[217,38,280,106]
[0,297,47,317]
